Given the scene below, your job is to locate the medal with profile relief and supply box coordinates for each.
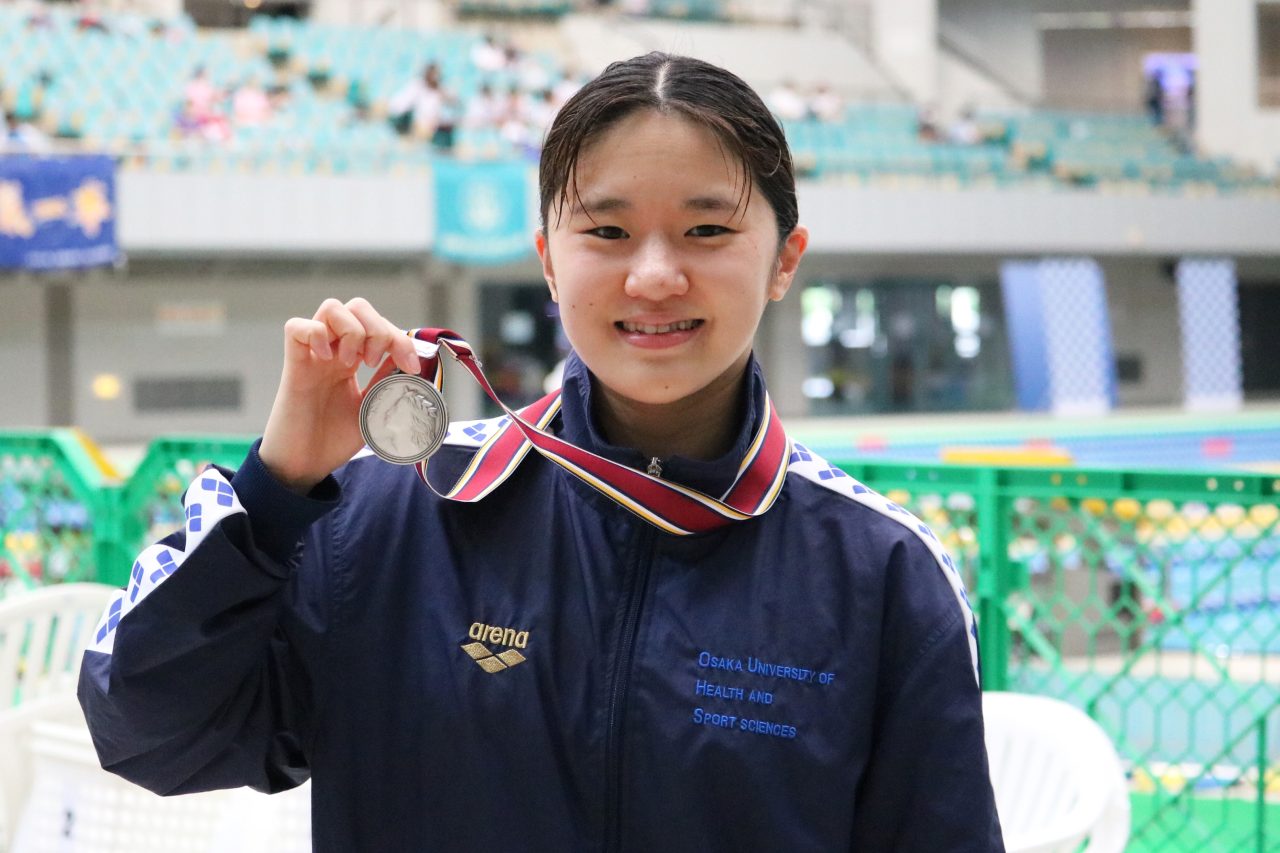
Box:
[358,372,448,464]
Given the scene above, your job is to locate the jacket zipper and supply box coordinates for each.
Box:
[603,521,656,852]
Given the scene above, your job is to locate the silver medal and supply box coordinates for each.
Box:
[359,372,448,464]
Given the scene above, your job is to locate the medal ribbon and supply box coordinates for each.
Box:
[404,328,790,536]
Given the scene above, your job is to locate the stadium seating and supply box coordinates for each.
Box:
[0,4,1272,195]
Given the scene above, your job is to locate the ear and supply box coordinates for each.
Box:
[535,228,558,302]
[768,225,809,302]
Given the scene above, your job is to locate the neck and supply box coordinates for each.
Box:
[594,360,750,463]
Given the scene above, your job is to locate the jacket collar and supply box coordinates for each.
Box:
[555,351,766,499]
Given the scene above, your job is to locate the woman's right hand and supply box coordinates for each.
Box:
[259,298,422,494]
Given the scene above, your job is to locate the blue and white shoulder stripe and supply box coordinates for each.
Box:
[786,442,980,685]
[89,470,245,655]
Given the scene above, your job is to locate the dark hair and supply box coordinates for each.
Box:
[539,52,797,245]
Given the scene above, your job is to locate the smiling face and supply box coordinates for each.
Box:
[536,109,808,415]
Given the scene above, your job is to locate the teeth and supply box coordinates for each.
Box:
[620,320,699,334]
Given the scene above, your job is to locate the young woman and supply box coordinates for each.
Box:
[80,53,1004,851]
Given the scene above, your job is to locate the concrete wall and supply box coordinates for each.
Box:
[938,0,1045,104]
[1100,257,1183,407]
[1042,26,1191,113]
[1194,0,1280,172]
[0,280,50,428]
[309,0,448,29]
[117,170,1280,258]
[65,260,434,442]
[871,0,938,103]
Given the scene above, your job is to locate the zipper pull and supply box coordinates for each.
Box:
[646,457,663,478]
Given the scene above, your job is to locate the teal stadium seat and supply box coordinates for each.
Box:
[3,4,1271,192]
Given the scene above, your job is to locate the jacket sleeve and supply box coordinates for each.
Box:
[77,440,341,797]
[850,537,1006,852]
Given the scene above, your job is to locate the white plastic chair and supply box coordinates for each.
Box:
[983,691,1131,853]
[0,583,116,846]
[9,715,312,853]
[0,584,311,853]
[0,583,116,709]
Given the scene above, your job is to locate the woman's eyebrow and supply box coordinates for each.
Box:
[684,195,736,212]
[571,197,629,216]
[569,195,736,216]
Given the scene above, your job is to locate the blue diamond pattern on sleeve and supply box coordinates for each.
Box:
[149,549,179,583]
[186,503,202,533]
[96,597,123,643]
[200,477,234,507]
[817,465,848,481]
[463,423,488,441]
[129,561,144,602]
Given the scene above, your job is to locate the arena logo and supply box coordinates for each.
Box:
[460,620,531,674]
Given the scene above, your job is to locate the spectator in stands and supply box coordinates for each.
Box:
[767,79,807,122]
[184,67,220,122]
[463,82,503,130]
[1186,69,1196,131]
[948,106,981,145]
[25,8,53,30]
[76,12,109,33]
[524,89,557,144]
[175,69,231,144]
[2,110,50,151]
[808,83,843,123]
[917,104,941,142]
[1145,69,1165,127]
[470,34,507,74]
[551,67,585,112]
[498,84,529,145]
[511,46,552,93]
[233,78,272,128]
[389,63,457,148]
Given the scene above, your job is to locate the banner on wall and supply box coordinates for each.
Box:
[1177,258,1242,412]
[0,155,119,271]
[999,257,1117,415]
[433,160,533,266]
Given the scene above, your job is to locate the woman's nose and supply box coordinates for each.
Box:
[624,237,689,300]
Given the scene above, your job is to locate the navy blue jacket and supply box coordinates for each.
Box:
[80,354,1004,851]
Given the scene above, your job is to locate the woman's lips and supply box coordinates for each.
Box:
[615,318,704,349]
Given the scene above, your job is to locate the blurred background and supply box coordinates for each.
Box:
[0,1,1278,851]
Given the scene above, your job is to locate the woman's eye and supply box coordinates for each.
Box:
[687,224,732,237]
[587,226,627,239]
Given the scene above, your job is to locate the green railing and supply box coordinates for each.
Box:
[108,436,259,588]
[0,430,119,591]
[835,459,1280,853]
[2,429,1277,851]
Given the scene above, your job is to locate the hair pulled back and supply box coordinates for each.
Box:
[539,52,798,245]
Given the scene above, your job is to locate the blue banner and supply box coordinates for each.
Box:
[0,155,119,271]
[999,260,1051,411]
[433,160,532,265]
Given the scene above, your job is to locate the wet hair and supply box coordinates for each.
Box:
[539,52,797,246]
